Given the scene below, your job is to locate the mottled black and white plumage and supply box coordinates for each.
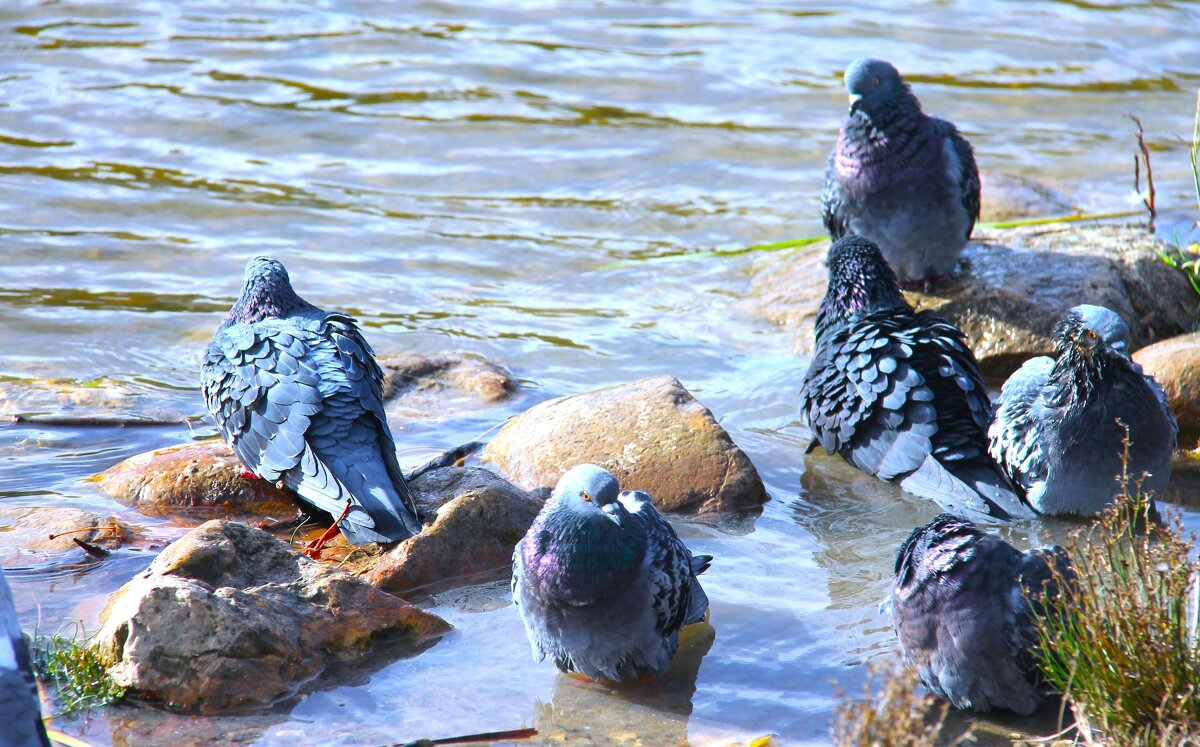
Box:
[0,569,49,747]
[822,58,979,284]
[512,465,711,682]
[891,514,1072,714]
[201,256,420,544]
[800,236,1032,521]
[988,305,1177,516]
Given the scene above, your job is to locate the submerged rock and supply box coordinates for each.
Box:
[379,353,516,419]
[751,224,1195,379]
[365,467,541,595]
[92,520,449,714]
[0,506,137,563]
[482,376,769,514]
[97,441,296,520]
[977,171,1075,223]
[1133,331,1200,443]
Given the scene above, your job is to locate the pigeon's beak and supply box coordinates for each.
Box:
[601,502,623,527]
[848,94,863,114]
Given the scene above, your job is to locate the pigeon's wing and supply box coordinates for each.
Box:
[201,315,419,543]
[0,571,50,747]
[934,117,980,239]
[821,150,850,240]
[619,491,709,633]
[301,314,421,541]
[988,356,1055,494]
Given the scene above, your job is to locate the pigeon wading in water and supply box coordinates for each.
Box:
[988,304,1177,516]
[822,58,979,285]
[891,514,1072,715]
[0,569,50,747]
[511,465,712,682]
[201,256,421,556]
[800,235,1032,521]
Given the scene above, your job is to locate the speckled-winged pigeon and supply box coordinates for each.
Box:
[0,569,49,747]
[800,235,1033,521]
[891,513,1072,714]
[512,465,711,682]
[822,58,979,284]
[201,256,421,547]
[988,304,1177,516]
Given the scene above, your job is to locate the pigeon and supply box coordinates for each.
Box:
[0,569,50,747]
[988,304,1178,516]
[822,58,980,285]
[201,256,421,554]
[512,465,712,682]
[891,513,1072,714]
[800,235,1033,521]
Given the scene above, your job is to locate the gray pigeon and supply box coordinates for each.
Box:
[201,256,421,552]
[891,514,1072,714]
[988,305,1177,516]
[0,569,50,747]
[511,465,711,682]
[800,236,1033,521]
[822,58,979,284]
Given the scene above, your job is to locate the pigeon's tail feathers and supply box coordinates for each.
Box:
[684,574,710,626]
[949,461,1038,521]
[690,553,713,577]
[899,454,1021,522]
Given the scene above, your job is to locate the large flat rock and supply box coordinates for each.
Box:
[750,224,1196,379]
[481,375,769,514]
[1133,331,1200,444]
[92,520,449,714]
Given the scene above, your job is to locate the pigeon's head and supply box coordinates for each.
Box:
[894,513,983,587]
[549,464,624,524]
[1056,305,1128,360]
[1067,304,1131,357]
[818,235,908,329]
[844,58,916,118]
[226,255,308,326]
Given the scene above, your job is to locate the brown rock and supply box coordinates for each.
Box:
[365,467,541,595]
[92,520,449,714]
[751,224,1196,379]
[481,376,769,514]
[978,171,1075,224]
[378,353,516,419]
[1133,331,1200,442]
[0,506,136,563]
[97,441,296,520]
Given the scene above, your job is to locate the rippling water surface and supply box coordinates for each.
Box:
[2,1,1199,744]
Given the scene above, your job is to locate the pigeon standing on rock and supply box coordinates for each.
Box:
[201,256,422,556]
[822,58,980,285]
[988,304,1177,516]
[891,513,1072,715]
[800,235,1032,521]
[0,569,49,747]
[512,465,711,682]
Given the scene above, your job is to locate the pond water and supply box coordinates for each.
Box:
[2,1,1199,745]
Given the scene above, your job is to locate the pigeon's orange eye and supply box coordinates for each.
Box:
[871,76,880,87]
[1087,330,1097,340]
[581,491,592,502]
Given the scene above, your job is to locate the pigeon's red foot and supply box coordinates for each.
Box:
[240,470,260,481]
[303,502,351,560]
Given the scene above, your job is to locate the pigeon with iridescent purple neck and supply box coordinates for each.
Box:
[891,514,1072,714]
[201,256,422,555]
[822,58,980,285]
[800,236,1033,521]
[512,465,711,682]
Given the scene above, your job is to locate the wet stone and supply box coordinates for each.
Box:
[751,223,1196,379]
[0,506,137,563]
[1133,331,1200,443]
[364,467,541,596]
[978,171,1076,223]
[92,520,450,714]
[378,352,516,419]
[481,375,769,514]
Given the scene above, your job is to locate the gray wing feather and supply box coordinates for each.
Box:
[619,491,710,633]
[934,117,980,239]
[821,150,850,239]
[0,571,50,747]
[988,356,1054,494]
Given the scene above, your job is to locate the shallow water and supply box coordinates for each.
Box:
[2,1,1199,744]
